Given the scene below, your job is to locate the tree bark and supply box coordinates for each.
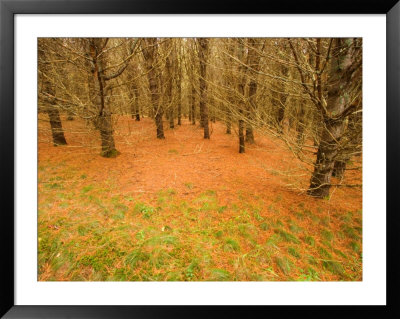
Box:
[308,38,359,197]
[129,83,140,121]
[245,39,261,144]
[165,53,174,129]
[47,108,67,146]
[197,38,210,139]
[191,82,196,125]
[177,62,182,125]
[237,39,247,152]
[226,120,231,134]
[38,45,68,147]
[239,119,245,153]
[88,38,120,157]
[245,125,254,144]
[142,38,165,139]
[332,160,346,179]
[98,113,119,157]
[296,101,306,146]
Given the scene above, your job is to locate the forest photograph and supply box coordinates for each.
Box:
[38,37,362,282]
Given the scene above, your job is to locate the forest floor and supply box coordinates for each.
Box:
[38,115,362,281]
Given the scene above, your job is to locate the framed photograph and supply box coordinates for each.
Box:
[1,0,399,318]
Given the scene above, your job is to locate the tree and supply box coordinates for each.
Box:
[289,38,362,197]
[164,40,175,129]
[236,39,248,153]
[142,38,165,139]
[244,38,264,144]
[85,38,138,157]
[175,40,183,125]
[38,40,68,146]
[197,38,210,139]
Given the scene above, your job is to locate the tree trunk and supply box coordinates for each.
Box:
[191,83,196,125]
[38,46,68,147]
[197,38,210,139]
[226,122,231,134]
[237,39,247,152]
[98,114,119,158]
[142,38,165,139]
[165,53,174,129]
[87,38,120,157]
[308,116,345,197]
[245,38,262,144]
[130,84,140,121]
[239,119,245,153]
[188,104,192,122]
[332,160,346,179]
[245,125,254,144]
[169,109,174,129]
[177,70,182,125]
[47,108,67,146]
[134,86,140,121]
[308,38,358,197]
[296,101,306,146]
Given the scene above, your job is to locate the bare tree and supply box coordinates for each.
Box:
[38,43,68,146]
[142,38,165,139]
[197,38,210,139]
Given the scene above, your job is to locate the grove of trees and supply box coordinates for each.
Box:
[38,37,362,198]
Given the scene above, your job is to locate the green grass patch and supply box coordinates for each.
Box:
[214,230,223,238]
[274,229,300,244]
[318,246,332,259]
[134,202,155,219]
[333,248,348,259]
[288,220,302,233]
[341,224,360,240]
[288,247,301,259]
[322,260,345,276]
[224,238,240,252]
[321,229,334,241]
[259,222,270,231]
[307,255,318,265]
[210,268,231,281]
[304,236,315,247]
[81,185,94,194]
[45,183,63,190]
[125,249,150,269]
[349,241,361,253]
[275,256,292,275]
[185,259,200,280]
[297,267,320,281]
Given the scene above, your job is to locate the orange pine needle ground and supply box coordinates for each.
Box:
[38,115,362,281]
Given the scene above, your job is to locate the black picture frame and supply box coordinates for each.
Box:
[1,0,399,318]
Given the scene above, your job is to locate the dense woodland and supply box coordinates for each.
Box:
[39,38,362,199]
[38,38,363,282]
